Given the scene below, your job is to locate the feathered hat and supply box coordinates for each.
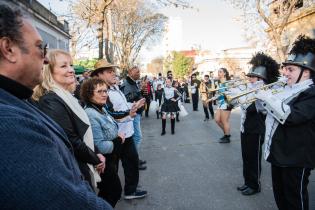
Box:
[247,52,280,84]
[283,35,315,72]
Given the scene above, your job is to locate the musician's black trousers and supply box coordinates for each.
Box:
[192,93,199,111]
[241,132,263,190]
[271,165,311,210]
[202,100,214,119]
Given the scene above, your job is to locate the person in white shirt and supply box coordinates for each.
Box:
[153,73,165,92]
[90,59,147,200]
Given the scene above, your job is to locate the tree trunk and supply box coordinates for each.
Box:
[271,30,286,62]
[104,11,112,62]
[70,34,77,59]
[98,32,104,59]
[104,39,112,62]
[97,12,105,59]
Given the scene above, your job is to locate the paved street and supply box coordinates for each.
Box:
[116,103,315,210]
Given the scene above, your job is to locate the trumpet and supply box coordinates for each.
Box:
[222,78,244,86]
[224,80,286,107]
[208,79,249,93]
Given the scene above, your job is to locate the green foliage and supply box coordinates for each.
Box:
[171,51,194,78]
[74,59,98,70]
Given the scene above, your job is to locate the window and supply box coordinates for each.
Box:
[295,0,303,9]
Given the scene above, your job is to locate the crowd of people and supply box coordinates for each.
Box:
[1,2,315,210]
[0,3,147,209]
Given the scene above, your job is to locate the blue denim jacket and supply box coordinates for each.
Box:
[85,107,119,154]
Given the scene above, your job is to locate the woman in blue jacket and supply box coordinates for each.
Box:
[81,78,126,207]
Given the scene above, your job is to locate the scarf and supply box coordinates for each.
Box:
[52,85,101,189]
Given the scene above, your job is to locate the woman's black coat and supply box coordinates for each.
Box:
[38,92,101,184]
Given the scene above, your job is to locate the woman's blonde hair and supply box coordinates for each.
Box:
[32,49,72,101]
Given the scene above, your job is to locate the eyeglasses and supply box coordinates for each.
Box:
[95,89,108,94]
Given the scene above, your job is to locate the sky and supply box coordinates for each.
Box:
[37,0,248,64]
[159,0,247,51]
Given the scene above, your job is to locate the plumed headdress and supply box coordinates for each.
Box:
[283,35,315,72]
[248,52,280,84]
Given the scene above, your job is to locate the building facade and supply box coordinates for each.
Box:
[8,0,70,51]
[193,47,256,78]
[268,0,315,52]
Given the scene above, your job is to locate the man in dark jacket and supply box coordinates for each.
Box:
[0,3,112,209]
[120,66,147,170]
[256,35,315,210]
[190,73,201,111]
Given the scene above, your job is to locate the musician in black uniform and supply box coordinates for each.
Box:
[190,73,201,111]
[155,84,163,119]
[255,35,315,210]
[237,53,280,196]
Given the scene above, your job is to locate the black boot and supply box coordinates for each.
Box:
[176,113,180,122]
[156,111,159,119]
[171,118,175,135]
[161,119,166,135]
[219,135,231,143]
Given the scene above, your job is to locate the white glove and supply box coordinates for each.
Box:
[254,89,270,101]
[278,76,288,83]
[254,91,290,124]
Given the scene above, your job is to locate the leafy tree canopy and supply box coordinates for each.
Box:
[171,51,194,79]
[74,58,98,70]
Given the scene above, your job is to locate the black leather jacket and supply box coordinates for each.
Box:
[38,92,101,183]
[120,76,144,113]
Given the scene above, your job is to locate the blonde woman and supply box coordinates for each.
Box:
[32,49,105,189]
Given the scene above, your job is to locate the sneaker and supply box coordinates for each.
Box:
[204,118,209,122]
[219,135,230,143]
[124,190,147,200]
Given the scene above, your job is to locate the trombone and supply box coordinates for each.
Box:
[224,80,286,107]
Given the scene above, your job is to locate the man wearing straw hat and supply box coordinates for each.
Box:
[91,59,148,200]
